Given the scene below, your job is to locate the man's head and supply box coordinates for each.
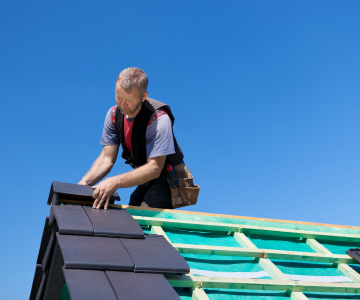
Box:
[115,67,149,117]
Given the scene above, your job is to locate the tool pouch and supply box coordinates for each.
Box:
[167,163,200,209]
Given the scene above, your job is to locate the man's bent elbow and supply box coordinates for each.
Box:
[151,164,162,179]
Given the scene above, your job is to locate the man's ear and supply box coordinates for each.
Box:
[142,91,149,101]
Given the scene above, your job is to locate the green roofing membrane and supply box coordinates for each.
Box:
[319,240,360,255]
[304,292,360,299]
[248,235,316,252]
[174,287,192,299]
[204,289,290,300]
[138,218,360,298]
[181,253,271,278]
[128,208,360,235]
[174,287,291,300]
[272,259,346,277]
[164,228,241,247]
[141,225,152,234]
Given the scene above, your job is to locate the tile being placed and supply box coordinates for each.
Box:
[53,205,93,235]
[347,248,360,263]
[83,206,144,239]
[120,235,190,274]
[106,271,180,300]
[57,233,134,271]
[47,181,120,204]
[63,268,117,300]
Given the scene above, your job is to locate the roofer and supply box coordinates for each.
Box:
[79,67,199,210]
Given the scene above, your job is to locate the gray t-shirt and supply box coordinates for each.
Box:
[100,107,175,158]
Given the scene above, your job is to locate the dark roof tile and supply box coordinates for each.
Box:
[63,268,117,300]
[48,181,120,204]
[120,235,190,274]
[57,233,134,271]
[83,206,144,239]
[106,271,181,300]
[53,205,93,235]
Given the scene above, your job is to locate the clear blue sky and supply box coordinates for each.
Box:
[1,1,359,298]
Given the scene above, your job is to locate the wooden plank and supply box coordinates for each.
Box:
[305,239,333,255]
[165,275,360,293]
[305,238,360,283]
[234,231,310,298]
[191,288,210,300]
[233,232,287,280]
[58,198,360,243]
[235,231,308,298]
[149,225,209,298]
[233,232,257,248]
[59,200,360,237]
[122,204,360,230]
[58,200,360,232]
[337,264,360,283]
[151,226,172,243]
[132,216,360,243]
[242,225,360,243]
[233,231,289,281]
[134,216,241,233]
[172,243,356,264]
[257,258,288,280]
[289,291,310,300]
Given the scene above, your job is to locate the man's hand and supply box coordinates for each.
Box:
[92,176,119,210]
[91,155,166,209]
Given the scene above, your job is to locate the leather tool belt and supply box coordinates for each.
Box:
[166,162,200,209]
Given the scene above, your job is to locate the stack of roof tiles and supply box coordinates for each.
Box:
[30,182,189,300]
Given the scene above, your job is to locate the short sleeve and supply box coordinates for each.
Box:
[146,112,175,158]
[100,107,120,145]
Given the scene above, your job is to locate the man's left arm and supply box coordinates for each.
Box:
[92,155,166,209]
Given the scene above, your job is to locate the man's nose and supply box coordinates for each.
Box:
[120,100,127,108]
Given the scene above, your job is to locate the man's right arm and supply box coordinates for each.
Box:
[78,144,119,186]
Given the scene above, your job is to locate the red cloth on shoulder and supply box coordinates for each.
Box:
[111,107,169,154]
[123,116,134,153]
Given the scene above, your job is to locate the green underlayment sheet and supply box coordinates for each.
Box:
[175,288,360,300]
[162,228,353,279]
[136,226,360,299]
[247,235,316,252]
[175,287,291,300]
[141,225,152,234]
[320,240,360,255]
[164,228,242,247]
[60,282,360,300]
[273,259,345,276]
[182,253,272,278]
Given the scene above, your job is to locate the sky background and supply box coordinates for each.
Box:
[1,1,360,298]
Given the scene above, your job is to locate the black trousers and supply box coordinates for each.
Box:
[129,174,173,209]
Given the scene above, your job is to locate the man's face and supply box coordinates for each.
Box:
[115,83,144,118]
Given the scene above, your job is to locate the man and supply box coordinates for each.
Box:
[79,67,184,210]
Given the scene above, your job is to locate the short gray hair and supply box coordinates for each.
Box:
[116,67,148,98]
